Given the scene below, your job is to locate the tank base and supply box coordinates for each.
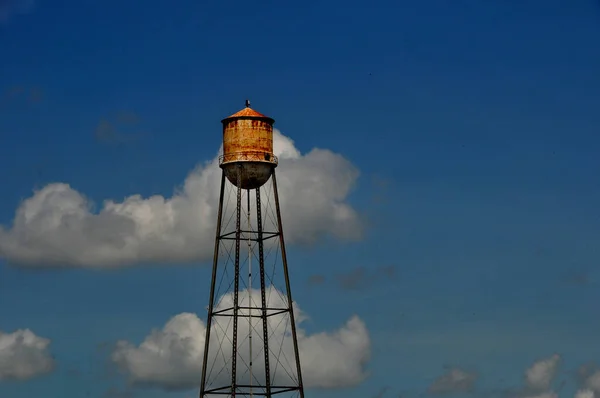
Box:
[221,161,275,190]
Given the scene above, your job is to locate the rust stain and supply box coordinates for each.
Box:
[221,106,276,165]
[223,106,273,121]
[220,105,277,189]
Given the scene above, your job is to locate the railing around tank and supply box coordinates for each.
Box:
[219,151,279,165]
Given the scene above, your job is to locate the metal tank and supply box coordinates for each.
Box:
[219,100,278,190]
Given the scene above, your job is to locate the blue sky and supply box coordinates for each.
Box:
[1,0,600,397]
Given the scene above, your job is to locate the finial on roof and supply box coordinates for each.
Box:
[245,99,251,108]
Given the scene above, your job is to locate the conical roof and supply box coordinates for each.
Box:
[221,101,274,124]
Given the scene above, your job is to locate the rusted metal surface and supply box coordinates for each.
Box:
[220,104,277,189]
[222,118,276,164]
[219,152,278,165]
[223,162,273,190]
[222,107,274,123]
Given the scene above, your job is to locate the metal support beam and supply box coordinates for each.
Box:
[272,170,305,398]
[199,170,226,398]
[200,168,304,398]
[256,186,272,396]
[230,164,243,397]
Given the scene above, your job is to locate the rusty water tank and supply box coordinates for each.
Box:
[219,101,278,190]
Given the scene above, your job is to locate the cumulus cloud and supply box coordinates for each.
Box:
[0,328,55,381]
[525,354,561,391]
[420,355,563,398]
[111,287,370,391]
[575,390,595,398]
[0,130,362,268]
[492,354,562,398]
[581,368,600,394]
[428,367,477,394]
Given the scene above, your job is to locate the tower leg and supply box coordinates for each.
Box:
[231,164,243,397]
[199,170,226,398]
[255,187,272,397]
[247,188,253,398]
[271,170,305,398]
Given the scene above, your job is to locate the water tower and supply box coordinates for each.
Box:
[199,101,305,398]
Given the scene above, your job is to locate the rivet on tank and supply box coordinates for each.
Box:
[219,100,278,190]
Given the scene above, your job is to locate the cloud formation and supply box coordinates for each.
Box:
[94,111,144,144]
[111,287,370,391]
[0,328,55,381]
[575,390,595,398]
[502,354,562,398]
[418,355,564,398]
[335,265,395,291]
[0,85,43,106]
[307,265,395,291]
[525,354,561,392]
[0,130,362,268]
[576,365,600,398]
[428,367,477,394]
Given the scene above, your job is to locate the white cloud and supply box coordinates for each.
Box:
[428,367,477,394]
[584,369,600,393]
[489,355,562,398]
[0,130,362,268]
[575,390,595,398]
[111,287,370,391]
[525,354,561,391]
[424,355,563,398]
[0,328,55,381]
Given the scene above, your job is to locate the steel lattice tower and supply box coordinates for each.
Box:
[199,101,305,398]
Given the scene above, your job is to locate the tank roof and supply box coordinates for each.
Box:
[221,101,274,124]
